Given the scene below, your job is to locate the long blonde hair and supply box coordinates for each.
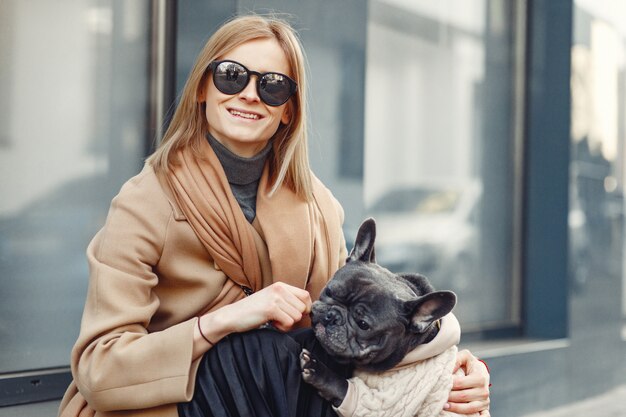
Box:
[147,14,312,200]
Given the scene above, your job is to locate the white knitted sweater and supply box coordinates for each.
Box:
[334,314,475,417]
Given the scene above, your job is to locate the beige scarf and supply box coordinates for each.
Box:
[165,137,343,311]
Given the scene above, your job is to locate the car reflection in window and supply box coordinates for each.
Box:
[368,181,482,294]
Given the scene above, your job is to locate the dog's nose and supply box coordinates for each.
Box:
[322,309,340,326]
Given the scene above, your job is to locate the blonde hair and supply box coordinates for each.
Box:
[147,14,312,201]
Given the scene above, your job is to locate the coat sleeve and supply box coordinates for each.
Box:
[71,169,200,412]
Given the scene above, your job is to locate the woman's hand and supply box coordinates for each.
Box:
[445,349,491,416]
[220,282,312,333]
[193,282,312,358]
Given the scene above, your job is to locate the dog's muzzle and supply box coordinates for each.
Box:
[320,308,344,326]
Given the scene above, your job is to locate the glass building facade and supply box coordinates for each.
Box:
[0,0,151,377]
[0,0,625,415]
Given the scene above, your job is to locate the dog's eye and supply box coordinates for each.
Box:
[357,320,370,330]
[324,287,332,298]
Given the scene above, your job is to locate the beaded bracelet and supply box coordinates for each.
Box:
[197,316,215,347]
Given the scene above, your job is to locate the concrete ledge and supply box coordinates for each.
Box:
[462,338,570,359]
[521,384,626,417]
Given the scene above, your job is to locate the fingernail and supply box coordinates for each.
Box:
[444,403,450,410]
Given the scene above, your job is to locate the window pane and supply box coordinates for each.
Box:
[363,0,518,328]
[570,1,625,318]
[232,0,520,330]
[0,0,150,372]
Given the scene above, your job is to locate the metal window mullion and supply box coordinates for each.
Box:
[149,0,177,148]
[510,0,529,327]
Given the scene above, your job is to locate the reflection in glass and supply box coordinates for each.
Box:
[570,1,625,319]
[370,181,482,298]
[0,1,150,373]
[364,0,518,328]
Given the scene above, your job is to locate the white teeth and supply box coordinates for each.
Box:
[229,110,259,120]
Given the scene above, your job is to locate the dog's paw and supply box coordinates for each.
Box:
[300,349,318,382]
[299,348,348,406]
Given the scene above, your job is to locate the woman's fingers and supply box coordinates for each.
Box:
[268,307,299,331]
[269,295,306,330]
[452,372,490,392]
[445,399,490,415]
[227,282,312,332]
[454,349,477,372]
[271,282,312,313]
[447,349,491,415]
[448,385,490,404]
[263,282,311,321]
[452,349,490,390]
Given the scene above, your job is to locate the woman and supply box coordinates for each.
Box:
[58,14,490,417]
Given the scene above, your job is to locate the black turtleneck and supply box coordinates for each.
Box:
[206,133,273,223]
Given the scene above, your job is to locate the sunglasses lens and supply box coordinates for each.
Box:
[210,61,296,106]
[213,61,249,95]
[259,73,294,106]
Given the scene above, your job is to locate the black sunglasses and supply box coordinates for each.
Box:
[208,60,297,107]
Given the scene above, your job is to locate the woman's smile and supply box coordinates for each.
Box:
[227,107,263,121]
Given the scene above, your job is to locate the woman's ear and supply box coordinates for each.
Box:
[197,73,209,103]
[197,84,207,103]
[281,106,291,124]
[281,100,294,125]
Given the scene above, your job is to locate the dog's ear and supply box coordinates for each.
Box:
[405,291,457,333]
[398,273,435,296]
[347,218,376,263]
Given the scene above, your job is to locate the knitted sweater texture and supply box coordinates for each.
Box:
[334,314,476,417]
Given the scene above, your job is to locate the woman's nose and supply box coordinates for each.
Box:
[238,76,260,103]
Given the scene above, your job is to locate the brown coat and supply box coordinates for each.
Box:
[58,164,347,417]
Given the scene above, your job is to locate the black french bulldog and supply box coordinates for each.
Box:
[300,218,457,407]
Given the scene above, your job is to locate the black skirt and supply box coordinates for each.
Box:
[178,327,352,417]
